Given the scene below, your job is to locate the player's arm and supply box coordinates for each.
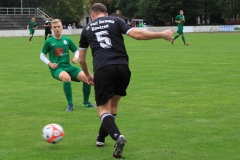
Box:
[175,20,180,23]
[27,24,29,30]
[68,39,79,64]
[71,50,79,64]
[79,48,91,77]
[127,28,173,42]
[34,25,38,30]
[40,42,58,69]
[79,48,94,86]
[40,53,58,69]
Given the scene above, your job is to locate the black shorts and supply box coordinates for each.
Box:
[45,28,52,36]
[94,64,131,106]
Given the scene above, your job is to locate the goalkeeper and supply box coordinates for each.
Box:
[173,10,188,45]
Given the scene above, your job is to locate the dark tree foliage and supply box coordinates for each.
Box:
[1,0,239,25]
[115,0,139,19]
[90,0,117,15]
[0,0,85,24]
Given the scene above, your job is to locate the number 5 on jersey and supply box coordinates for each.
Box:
[95,30,112,49]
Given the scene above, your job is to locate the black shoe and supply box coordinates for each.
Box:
[113,135,126,158]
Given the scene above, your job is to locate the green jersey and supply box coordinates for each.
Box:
[41,36,78,67]
[175,15,185,26]
[28,21,38,30]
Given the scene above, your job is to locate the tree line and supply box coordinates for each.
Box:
[1,0,239,25]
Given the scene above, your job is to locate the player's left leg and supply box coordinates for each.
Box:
[29,32,33,44]
[82,83,95,108]
[179,28,188,45]
[30,30,35,43]
[181,34,188,45]
[71,67,95,108]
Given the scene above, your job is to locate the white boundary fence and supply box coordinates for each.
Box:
[0,25,240,37]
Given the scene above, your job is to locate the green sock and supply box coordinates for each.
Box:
[82,83,91,104]
[30,36,33,42]
[63,82,73,105]
[174,35,179,40]
[182,36,186,44]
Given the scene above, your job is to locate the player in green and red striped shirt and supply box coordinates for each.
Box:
[173,10,188,45]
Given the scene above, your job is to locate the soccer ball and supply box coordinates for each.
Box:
[42,123,65,144]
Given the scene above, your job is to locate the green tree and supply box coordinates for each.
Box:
[90,0,117,14]
[0,0,85,24]
[138,0,182,25]
[40,0,84,24]
[223,0,240,21]
[115,0,139,19]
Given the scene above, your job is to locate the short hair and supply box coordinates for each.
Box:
[90,3,107,14]
[52,19,62,25]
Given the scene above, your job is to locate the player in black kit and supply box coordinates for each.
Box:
[78,3,173,158]
[44,17,52,41]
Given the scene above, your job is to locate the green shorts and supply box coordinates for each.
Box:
[177,26,184,35]
[50,65,82,82]
[29,29,35,35]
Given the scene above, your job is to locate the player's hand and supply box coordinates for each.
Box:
[162,28,174,43]
[86,74,94,86]
[48,62,58,69]
[71,57,78,64]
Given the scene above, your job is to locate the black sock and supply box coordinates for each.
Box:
[97,124,108,142]
[101,113,121,141]
[97,114,117,142]
[45,36,47,41]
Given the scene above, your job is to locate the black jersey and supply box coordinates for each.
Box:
[79,16,132,72]
[45,20,51,30]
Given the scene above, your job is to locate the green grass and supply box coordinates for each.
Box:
[0,33,239,160]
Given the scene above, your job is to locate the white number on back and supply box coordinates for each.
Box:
[95,30,112,49]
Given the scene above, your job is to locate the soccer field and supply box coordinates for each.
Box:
[0,33,239,160]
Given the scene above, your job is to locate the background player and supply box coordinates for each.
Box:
[40,19,95,111]
[27,17,38,44]
[173,10,188,45]
[44,17,52,41]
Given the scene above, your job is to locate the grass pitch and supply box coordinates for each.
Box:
[0,33,239,160]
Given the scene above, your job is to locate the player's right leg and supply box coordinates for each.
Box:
[58,70,74,111]
[96,96,119,147]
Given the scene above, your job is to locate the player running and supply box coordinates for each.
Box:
[27,17,38,44]
[173,10,188,45]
